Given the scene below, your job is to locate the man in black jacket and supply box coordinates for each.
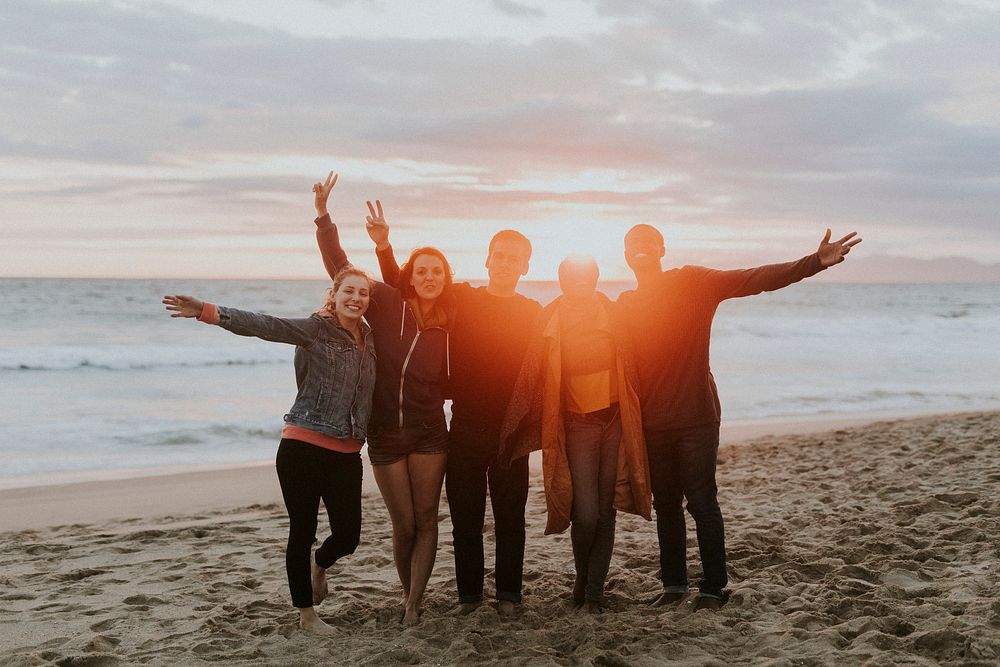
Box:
[617,225,861,610]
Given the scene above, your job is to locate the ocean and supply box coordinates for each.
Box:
[2,278,998,487]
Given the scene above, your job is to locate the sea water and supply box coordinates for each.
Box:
[2,278,998,486]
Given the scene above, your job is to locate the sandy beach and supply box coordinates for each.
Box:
[2,411,998,665]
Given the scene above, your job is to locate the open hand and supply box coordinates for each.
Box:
[365,200,390,250]
[818,229,862,267]
[162,295,205,318]
[312,171,338,218]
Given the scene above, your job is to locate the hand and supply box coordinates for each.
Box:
[817,229,862,267]
[365,200,390,251]
[162,295,205,318]
[312,171,338,218]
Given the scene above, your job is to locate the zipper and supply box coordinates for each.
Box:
[399,331,421,429]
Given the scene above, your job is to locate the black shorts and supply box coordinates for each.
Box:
[367,421,449,466]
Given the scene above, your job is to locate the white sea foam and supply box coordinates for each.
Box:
[2,278,999,482]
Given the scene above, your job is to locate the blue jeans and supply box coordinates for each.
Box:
[645,423,727,597]
[564,407,621,603]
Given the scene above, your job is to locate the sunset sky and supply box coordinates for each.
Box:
[2,0,999,281]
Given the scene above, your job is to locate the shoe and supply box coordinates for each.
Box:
[649,591,686,607]
[690,591,728,612]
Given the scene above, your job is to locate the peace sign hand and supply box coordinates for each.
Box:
[365,200,390,251]
[312,171,338,218]
[817,229,863,267]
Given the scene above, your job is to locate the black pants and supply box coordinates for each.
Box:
[645,424,728,597]
[446,419,529,603]
[275,438,362,609]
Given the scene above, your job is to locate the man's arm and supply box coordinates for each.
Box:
[709,229,861,300]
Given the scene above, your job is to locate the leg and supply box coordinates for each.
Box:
[446,424,491,608]
[373,458,417,606]
[563,414,602,604]
[313,451,363,604]
[646,429,688,602]
[585,412,621,604]
[402,451,448,625]
[678,425,727,598]
[275,440,337,636]
[488,449,528,610]
[275,440,323,610]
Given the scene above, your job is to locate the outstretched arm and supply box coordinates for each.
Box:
[313,171,350,280]
[365,199,401,286]
[709,229,862,301]
[162,295,322,347]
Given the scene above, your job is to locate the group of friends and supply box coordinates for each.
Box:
[162,171,861,635]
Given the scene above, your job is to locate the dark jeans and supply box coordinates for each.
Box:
[645,423,727,597]
[446,419,529,603]
[275,438,363,608]
[564,406,621,602]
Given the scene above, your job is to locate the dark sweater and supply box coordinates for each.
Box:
[314,216,455,431]
[376,247,541,428]
[616,254,825,432]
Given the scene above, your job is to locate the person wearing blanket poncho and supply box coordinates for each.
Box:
[499,255,651,613]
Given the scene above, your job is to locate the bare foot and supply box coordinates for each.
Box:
[402,606,421,626]
[311,556,328,606]
[299,607,337,636]
[459,601,483,615]
[497,600,515,618]
[649,591,686,607]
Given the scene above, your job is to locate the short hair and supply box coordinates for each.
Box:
[488,229,532,260]
[397,247,454,300]
[625,224,664,245]
[322,266,373,314]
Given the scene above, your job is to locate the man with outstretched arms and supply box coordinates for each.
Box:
[365,202,542,616]
[617,226,862,610]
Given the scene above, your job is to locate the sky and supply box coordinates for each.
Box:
[2,0,999,281]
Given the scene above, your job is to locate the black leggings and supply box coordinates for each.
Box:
[275,438,362,609]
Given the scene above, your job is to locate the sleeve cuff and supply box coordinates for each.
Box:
[314,213,333,228]
[198,302,220,325]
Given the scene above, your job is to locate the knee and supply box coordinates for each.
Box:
[493,515,525,538]
[685,491,721,520]
[653,496,683,517]
[572,510,599,534]
[392,518,416,544]
[286,530,316,554]
[414,510,439,534]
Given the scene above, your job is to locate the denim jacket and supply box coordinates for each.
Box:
[216,306,377,440]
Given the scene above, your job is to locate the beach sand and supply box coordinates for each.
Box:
[1,411,997,665]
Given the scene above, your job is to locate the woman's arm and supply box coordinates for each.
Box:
[366,199,401,287]
[162,295,323,347]
[313,171,351,280]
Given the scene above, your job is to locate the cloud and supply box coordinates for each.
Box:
[1,0,999,278]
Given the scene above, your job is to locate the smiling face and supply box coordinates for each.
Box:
[485,238,530,292]
[624,225,665,274]
[410,253,446,303]
[333,274,371,325]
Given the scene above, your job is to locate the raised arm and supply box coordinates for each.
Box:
[365,199,401,287]
[162,295,323,347]
[313,171,350,280]
[708,229,862,301]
